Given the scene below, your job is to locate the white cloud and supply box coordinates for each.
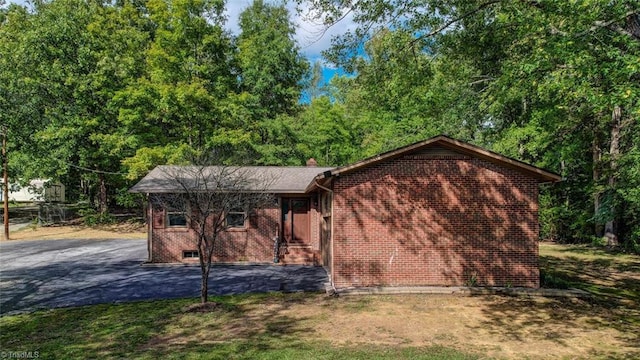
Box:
[293,2,357,61]
[6,0,28,7]
[225,0,356,63]
[223,0,251,34]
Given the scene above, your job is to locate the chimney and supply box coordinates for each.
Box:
[306,158,318,167]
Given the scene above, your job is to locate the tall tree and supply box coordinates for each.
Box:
[293,96,355,165]
[237,0,309,118]
[1,4,35,237]
[229,0,309,165]
[304,59,325,101]
[117,0,236,175]
[1,0,150,213]
[314,28,487,158]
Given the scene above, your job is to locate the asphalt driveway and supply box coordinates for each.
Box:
[0,238,328,315]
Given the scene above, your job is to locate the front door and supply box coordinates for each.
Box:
[282,198,310,245]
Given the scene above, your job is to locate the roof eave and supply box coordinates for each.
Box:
[129,188,310,194]
[325,136,446,179]
[326,135,561,183]
[434,137,562,183]
[305,171,335,193]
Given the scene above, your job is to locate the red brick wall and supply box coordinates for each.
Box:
[149,205,280,263]
[148,198,323,264]
[331,155,540,288]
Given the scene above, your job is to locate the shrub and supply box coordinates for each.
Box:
[78,208,115,226]
[540,269,570,289]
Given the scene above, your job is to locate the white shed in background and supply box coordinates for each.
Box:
[0,179,65,203]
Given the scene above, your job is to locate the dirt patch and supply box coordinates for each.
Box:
[300,294,637,359]
[183,302,222,313]
[5,220,146,241]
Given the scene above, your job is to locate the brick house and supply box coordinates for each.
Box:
[130,135,560,288]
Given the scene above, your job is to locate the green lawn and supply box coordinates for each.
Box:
[0,294,476,360]
[539,242,640,305]
[1,243,638,359]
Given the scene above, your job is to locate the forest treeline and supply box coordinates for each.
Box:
[1,0,639,251]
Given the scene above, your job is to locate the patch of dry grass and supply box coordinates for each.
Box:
[7,221,146,241]
[133,290,639,359]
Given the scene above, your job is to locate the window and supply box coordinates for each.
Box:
[167,212,187,227]
[183,250,198,258]
[226,209,246,228]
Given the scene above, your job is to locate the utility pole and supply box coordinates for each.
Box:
[2,126,8,241]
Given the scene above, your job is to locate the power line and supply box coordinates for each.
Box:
[59,160,129,176]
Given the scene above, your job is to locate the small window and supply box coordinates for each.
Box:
[183,250,199,258]
[167,212,187,227]
[226,209,246,228]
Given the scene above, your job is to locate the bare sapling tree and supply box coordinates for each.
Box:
[151,164,275,304]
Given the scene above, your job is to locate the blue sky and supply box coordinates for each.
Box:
[6,0,354,87]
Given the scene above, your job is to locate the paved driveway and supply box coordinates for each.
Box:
[0,239,328,315]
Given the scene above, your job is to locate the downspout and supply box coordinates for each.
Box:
[147,193,152,263]
[313,179,337,295]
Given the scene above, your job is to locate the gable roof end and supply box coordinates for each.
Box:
[306,135,561,192]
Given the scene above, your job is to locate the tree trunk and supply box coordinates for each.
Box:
[592,135,604,237]
[198,236,211,304]
[201,264,209,303]
[604,105,623,246]
[98,174,108,215]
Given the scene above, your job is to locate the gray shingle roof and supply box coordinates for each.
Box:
[131,136,561,195]
[129,165,334,194]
